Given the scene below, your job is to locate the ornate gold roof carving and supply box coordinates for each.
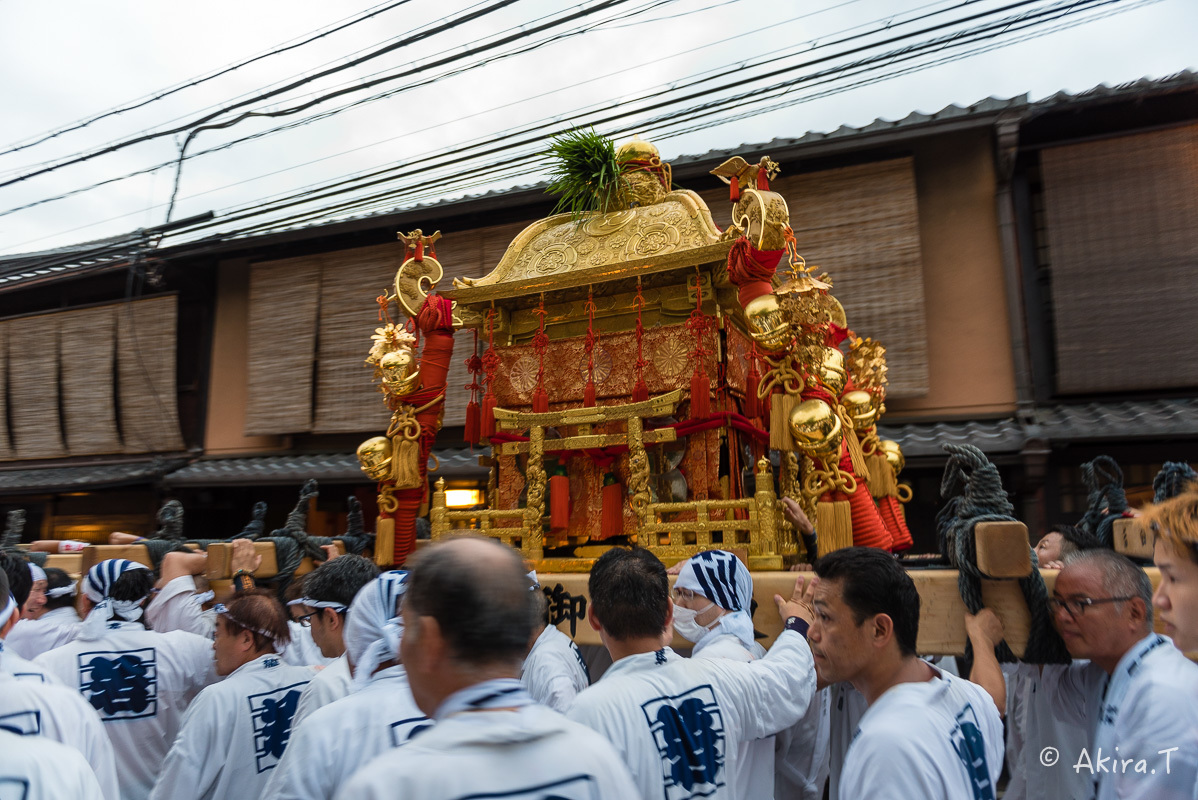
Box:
[447,189,724,307]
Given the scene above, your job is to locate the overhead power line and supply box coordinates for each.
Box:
[0,0,526,191]
[0,0,417,159]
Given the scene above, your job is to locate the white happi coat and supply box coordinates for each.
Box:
[566,629,816,800]
[291,654,351,729]
[0,672,120,800]
[34,621,216,800]
[5,607,81,659]
[1040,633,1198,800]
[336,702,638,800]
[839,666,1005,800]
[264,664,429,800]
[1003,662,1091,800]
[150,654,315,800]
[145,576,214,638]
[520,625,590,713]
[690,632,777,800]
[0,729,106,800]
[0,640,61,684]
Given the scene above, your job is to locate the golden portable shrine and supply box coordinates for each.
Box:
[357,134,915,572]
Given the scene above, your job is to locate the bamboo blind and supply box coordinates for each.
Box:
[59,305,122,456]
[312,243,404,434]
[117,296,184,453]
[1041,124,1198,394]
[6,313,66,459]
[0,324,14,459]
[435,220,532,426]
[245,255,322,435]
[698,157,929,397]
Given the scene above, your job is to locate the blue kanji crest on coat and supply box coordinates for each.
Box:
[77,647,158,720]
[388,715,433,748]
[0,710,41,736]
[641,684,725,800]
[950,703,996,800]
[248,682,307,773]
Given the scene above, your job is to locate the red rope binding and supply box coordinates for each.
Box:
[531,293,550,413]
[464,330,482,447]
[632,279,649,403]
[687,267,711,419]
[583,287,598,408]
[480,308,500,440]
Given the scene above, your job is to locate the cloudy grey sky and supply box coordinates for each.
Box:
[0,0,1193,255]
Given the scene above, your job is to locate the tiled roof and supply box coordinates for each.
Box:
[0,233,141,291]
[0,457,188,495]
[879,418,1027,459]
[163,448,488,487]
[1032,398,1198,441]
[879,397,1198,458]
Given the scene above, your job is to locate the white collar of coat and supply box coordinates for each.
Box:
[604,646,681,678]
[227,652,289,679]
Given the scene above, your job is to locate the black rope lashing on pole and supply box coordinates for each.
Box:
[1077,455,1128,549]
[1154,462,1197,503]
[938,444,1070,665]
[140,500,191,569]
[341,496,373,555]
[1,510,45,567]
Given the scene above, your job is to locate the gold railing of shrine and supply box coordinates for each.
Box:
[428,387,791,568]
[636,458,783,570]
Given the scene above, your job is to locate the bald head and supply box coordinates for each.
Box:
[405,536,536,669]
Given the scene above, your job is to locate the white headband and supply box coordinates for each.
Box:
[287,597,348,613]
[0,594,16,629]
[27,563,46,584]
[46,584,77,599]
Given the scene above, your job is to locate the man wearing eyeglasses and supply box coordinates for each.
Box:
[1041,548,1198,800]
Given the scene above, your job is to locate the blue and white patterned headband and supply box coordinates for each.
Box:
[84,559,150,604]
[675,550,752,613]
[346,570,409,686]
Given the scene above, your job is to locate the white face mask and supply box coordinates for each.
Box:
[673,602,717,643]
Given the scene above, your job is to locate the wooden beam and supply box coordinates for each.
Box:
[43,553,84,577]
[203,540,345,581]
[1114,517,1153,559]
[975,521,1032,578]
[80,544,156,573]
[534,567,1163,655]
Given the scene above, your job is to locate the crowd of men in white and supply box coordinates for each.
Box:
[1,497,1197,800]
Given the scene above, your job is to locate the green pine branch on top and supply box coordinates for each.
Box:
[543,128,630,221]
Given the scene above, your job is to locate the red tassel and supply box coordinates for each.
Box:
[481,392,498,440]
[550,472,570,531]
[879,496,914,553]
[729,179,740,202]
[756,169,769,191]
[531,387,549,413]
[600,474,623,539]
[847,471,893,550]
[464,399,480,446]
[745,362,761,419]
[584,380,597,408]
[632,378,649,403]
[689,368,711,419]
